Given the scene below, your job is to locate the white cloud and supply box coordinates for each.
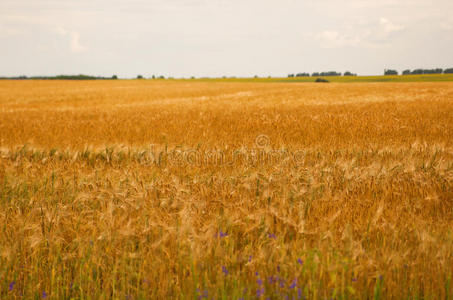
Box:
[0,0,452,76]
[69,32,86,52]
[379,18,404,36]
[54,27,87,53]
[315,31,361,48]
[315,17,405,48]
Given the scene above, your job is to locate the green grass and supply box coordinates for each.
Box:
[179,74,453,83]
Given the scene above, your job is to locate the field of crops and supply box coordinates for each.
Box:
[0,80,452,299]
[197,74,453,83]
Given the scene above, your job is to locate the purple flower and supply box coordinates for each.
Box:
[256,287,265,297]
[42,291,48,299]
[298,288,302,299]
[297,258,303,265]
[268,276,276,284]
[222,266,229,275]
[268,233,276,239]
[257,278,263,286]
[352,278,357,282]
[279,280,285,288]
[219,230,228,238]
[248,255,252,262]
[197,290,209,299]
[255,271,259,276]
[9,281,16,291]
[289,278,297,289]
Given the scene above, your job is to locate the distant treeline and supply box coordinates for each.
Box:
[288,71,357,77]
[0,75,118,80]
[385,68,453,75]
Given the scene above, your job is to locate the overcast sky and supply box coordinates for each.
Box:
[1,0,452,78]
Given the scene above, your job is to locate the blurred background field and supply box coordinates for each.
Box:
[189,74,453,83]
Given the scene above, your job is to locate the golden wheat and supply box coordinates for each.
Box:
[0,80,452,299]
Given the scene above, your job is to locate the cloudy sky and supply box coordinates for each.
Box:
[1,0,452,78]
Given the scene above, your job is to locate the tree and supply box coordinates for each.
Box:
[422,68,443,74]
[288,74,295,78]
[315,78,329,83]
[312,72,320,77]
[411,69,424,75]
[343,71,357,76]
[319,71,341,76]
[112,75,118,79]
[402,69,444,75]
[296,73,310,77]
[137,75,144,79]
[444,68,453,74]
[384,69,398,75]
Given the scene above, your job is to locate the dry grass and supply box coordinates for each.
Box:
[0,80,452,299]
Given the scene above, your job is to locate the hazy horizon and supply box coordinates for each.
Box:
[1,0,452,78]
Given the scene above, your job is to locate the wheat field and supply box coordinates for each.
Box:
[0,80,452,299]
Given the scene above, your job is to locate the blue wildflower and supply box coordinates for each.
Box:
[289,278,297,289]
[297,258,303,265]
[219,230,228,238]
[199,290,209,299]
[9,281,16,291]
[257,278,263,286]
[248,255,252,262]
[256,287,265,297]
[196,289,209,299]
[222,266,229,275]
[42,291,48,299]
[268,233,276,239]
